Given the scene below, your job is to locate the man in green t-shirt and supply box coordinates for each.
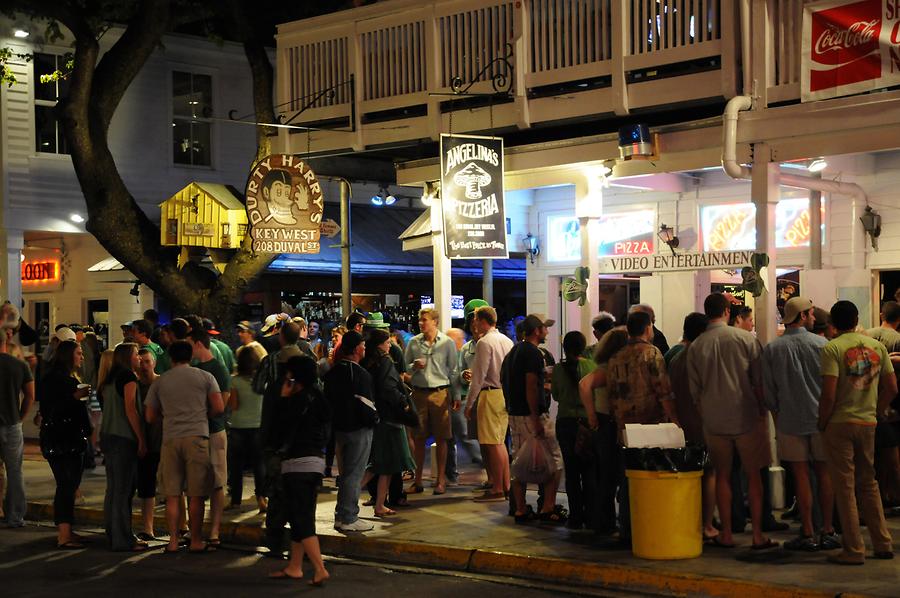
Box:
[203,318,236,374]
[819,300,896,565]
[132,319,165,362]
[189,329,231,547]
[866,300,900,353]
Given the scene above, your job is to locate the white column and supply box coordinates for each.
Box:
[1,228,24,309]
[751,144,778,345]
[575,177,601,339]
[430,203,452,328]
[482,259,493,305]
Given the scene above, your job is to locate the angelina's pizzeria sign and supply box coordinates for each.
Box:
[246,154,324,254]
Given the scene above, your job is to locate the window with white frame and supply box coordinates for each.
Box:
[172,71,212,166]
[33,53,70,154]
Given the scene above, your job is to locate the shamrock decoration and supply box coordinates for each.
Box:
[562,266,590,306]
[741,252,769,298]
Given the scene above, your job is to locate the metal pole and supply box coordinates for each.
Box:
[340,179,352,319]
[482,259,493,304]
[809,188,823,270]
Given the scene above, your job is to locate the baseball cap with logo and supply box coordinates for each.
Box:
[522,313,556,336]
[783,296,814,325]
[236,320,253,332]
[464,299,489,320]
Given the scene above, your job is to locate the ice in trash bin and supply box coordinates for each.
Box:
[623,443,708,472]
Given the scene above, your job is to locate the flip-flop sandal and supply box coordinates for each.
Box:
[136,533,157,542]
[188,543,217,554]
[751,538,779,550]
[268,569,303,580]
[374,509,396,517]
[709,536,736,548]
[57,540,86,550]
[406,484,424,494]
[207,538,221,547]
[537,511,567,525]
[362,498,376,507]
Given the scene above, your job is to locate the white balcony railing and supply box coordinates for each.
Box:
[275,0,744,153]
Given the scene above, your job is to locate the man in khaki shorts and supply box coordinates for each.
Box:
[145,340,223,553]
[763,297,839,552]
[465,306,514,502]
[403,308,459,495]
[688,293,775,550]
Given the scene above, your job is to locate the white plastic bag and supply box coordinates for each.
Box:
[511,436,554,484]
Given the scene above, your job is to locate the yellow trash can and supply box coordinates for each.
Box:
[626,469,703,560]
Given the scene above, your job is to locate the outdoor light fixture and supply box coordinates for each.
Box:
[808,158,828,173]
[860,205,882,251]
[658,223,679,256]
[13,29,29,38]
[129,281,141,297]
[421,181,439,207]
[69,213,85,223]
[523,233,540,264]
[371,185,396,207]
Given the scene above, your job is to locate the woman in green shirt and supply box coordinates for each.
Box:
[552,332,597,530]
[227,347,267,512]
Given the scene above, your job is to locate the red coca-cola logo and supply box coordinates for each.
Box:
[809,0,882,93]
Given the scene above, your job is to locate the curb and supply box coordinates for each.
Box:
[26,501,871,598]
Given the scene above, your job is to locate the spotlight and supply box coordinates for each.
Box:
[370,192,384,206]
[808,158,827,173]
[13,29,29,38]
[70,213,85,223]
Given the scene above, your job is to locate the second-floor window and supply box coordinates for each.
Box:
[172,71,212,166]
[33,53,70,155]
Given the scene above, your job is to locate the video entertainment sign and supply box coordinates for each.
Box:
[801,0,900,102]
[598,250,755,274]
[440,134,508,259]
[246,154,324,254]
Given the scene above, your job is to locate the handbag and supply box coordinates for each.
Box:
[392,383,420,429]
[40,414,88,459]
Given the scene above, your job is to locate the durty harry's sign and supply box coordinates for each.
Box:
[246,154,324,254]
[440,134,508,259]
[801,0,900,102]
[598,250,755,274]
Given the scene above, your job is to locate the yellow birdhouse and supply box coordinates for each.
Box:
[160,182,249,251]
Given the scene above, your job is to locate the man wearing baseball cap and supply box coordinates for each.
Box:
[763,297,838,552]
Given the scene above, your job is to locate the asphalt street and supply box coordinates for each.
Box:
[0,523,643,598]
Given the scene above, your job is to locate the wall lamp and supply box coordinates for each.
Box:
[860,205,881,251]
[129,281,141,297]
[658,223,679,256]
[523,233,540,264]
[421,181,439,207]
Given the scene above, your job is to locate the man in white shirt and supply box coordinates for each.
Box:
[465,306,514,502]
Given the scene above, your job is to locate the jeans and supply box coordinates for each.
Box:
[263,451,288,552]
[446,406,481,480]
[335,428,374,524]
[47,452,84,526]
[0,424,26,526]
[227,428,266,504]
[556,418,597,526]
[100,434,138,551]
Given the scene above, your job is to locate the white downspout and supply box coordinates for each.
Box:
[740,0,752,96]
[722,95,753,180]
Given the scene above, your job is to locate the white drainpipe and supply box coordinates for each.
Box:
[721,96,868,270]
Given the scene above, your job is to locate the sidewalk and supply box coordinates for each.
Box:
[19,444,899,598]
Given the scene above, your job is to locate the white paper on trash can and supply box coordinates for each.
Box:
[623,423,685,448]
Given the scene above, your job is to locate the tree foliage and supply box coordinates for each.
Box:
[3,0,349,325]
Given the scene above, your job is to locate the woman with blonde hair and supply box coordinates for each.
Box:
[99,342,147,551]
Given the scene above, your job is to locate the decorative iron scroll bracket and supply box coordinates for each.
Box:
[430,43,514,98]
[225,75,356,133]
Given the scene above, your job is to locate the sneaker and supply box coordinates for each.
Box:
[818,531,841,551]
[338,519,374,532]
[784,535,819,552]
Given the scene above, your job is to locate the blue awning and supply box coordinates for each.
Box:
[267,205,525,279]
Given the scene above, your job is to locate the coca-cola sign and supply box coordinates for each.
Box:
[802,0,900,102]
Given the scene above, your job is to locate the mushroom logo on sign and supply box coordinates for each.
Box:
[454,163,492,200]
[439,134,508,259]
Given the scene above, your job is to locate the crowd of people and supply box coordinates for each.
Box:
[0,290,898,581]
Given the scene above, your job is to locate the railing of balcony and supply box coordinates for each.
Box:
[276,0,738,148]
[767,0,803,103]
